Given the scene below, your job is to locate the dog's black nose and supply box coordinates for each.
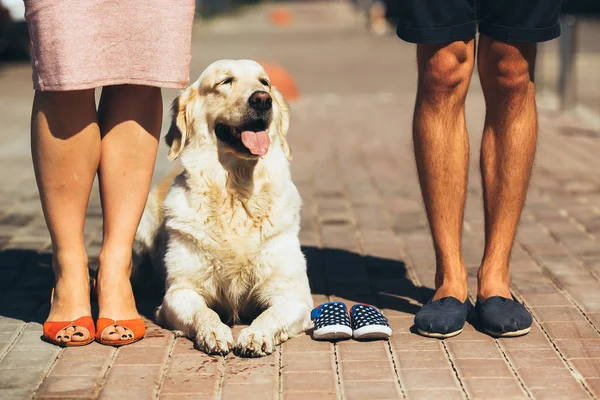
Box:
[249,91,272,111]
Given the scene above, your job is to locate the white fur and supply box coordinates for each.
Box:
[134,60,313,356]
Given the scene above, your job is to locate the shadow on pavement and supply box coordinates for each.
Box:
[0,249,54,325]
[303,246,431,315]
[0,246,432,326]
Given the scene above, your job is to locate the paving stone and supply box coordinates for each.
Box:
[453,359,515,378]
[533,306,589,322]
[99,386,155,399]
[1,348,59,370]
[400,368,460,390]
[159,395,212,400]
[500,328,555,351]
[100,364,162,391]
[0,388,36,400]
[405,389,465,400]
[395,352,451,370]
[283,393,338,400]
[341,360,395,382]
[36,375,98,399]
[220,383,278,400]
[504,348,565,370]
[445,341,503,360]
[543,321,600,340]
[344,380,401,400]
[282,334,332,353]
[555,339,600,359]
[113,345,170,366]
[0,367,48,392]
[569,358,600,379]
[461,377,527,399]
[282,350,334,371]
[517,367,584,389]
[160,375,218,395]
[530,387,591,400]
[282,371,336,392]
[585,377,600,397]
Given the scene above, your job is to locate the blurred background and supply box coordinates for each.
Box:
[1,0,598,115]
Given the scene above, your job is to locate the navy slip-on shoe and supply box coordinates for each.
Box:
[414,296,472,338]
[475,296,533,338]
[350,304,392,340]
[311,302,353,340]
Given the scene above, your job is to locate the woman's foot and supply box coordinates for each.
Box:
[96,252,142,342]
[414,297,472,338]
[45,254,93,345]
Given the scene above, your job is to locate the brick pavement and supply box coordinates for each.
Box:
[1,2,600,399]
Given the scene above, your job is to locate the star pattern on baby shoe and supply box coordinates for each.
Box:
[351,304,390,329]
[313,302,351,330]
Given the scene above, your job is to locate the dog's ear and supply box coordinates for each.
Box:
[271,87,292,160]
[165,86,197,161]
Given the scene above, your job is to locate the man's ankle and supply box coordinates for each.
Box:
[433,267,469,302]
[477,265,511,301]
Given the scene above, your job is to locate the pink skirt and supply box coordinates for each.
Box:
[24,0,195,91]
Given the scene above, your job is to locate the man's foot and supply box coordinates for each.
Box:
[414,266,470,338]
[476,266,532,337]
[414,297,472,338]
[96,254,142,343]
[45,256,93,345]
[475,297,532,337]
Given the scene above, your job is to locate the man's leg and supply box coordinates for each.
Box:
[413,39,475,302]
[477,35,538,301]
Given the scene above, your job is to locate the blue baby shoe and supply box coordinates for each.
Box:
[311,302,352,340]
[350,304,392,340]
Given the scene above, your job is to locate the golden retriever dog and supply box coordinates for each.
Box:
[133,60,313,357]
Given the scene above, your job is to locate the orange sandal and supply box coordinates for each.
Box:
[43,316,95,347]
[95,318,145,346]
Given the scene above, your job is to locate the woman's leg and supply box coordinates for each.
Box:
[32,90,100,344]
[96,85,162,341]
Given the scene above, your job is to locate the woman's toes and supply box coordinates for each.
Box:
[115,325,133,340]
[100,325,134,342]
[59,326,75,343]
[71,326,90,342]
[102,325,120,341]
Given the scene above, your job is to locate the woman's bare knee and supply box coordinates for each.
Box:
[33,89,97,140]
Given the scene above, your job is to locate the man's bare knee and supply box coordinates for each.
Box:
[417,41,474,96]
[479,38,536,95]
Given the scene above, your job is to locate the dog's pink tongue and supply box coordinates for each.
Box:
[241,131,270,156]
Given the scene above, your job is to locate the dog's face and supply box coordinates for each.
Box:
[166,59,291,161]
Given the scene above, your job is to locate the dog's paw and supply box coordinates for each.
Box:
[194,323,234,356]
[235,327,277,357]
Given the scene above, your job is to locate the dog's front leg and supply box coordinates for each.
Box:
[235,237,313,357]
[235,295,312,357]
[159,287,234,355]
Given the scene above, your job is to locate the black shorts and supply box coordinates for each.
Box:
[396,0,562,44]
